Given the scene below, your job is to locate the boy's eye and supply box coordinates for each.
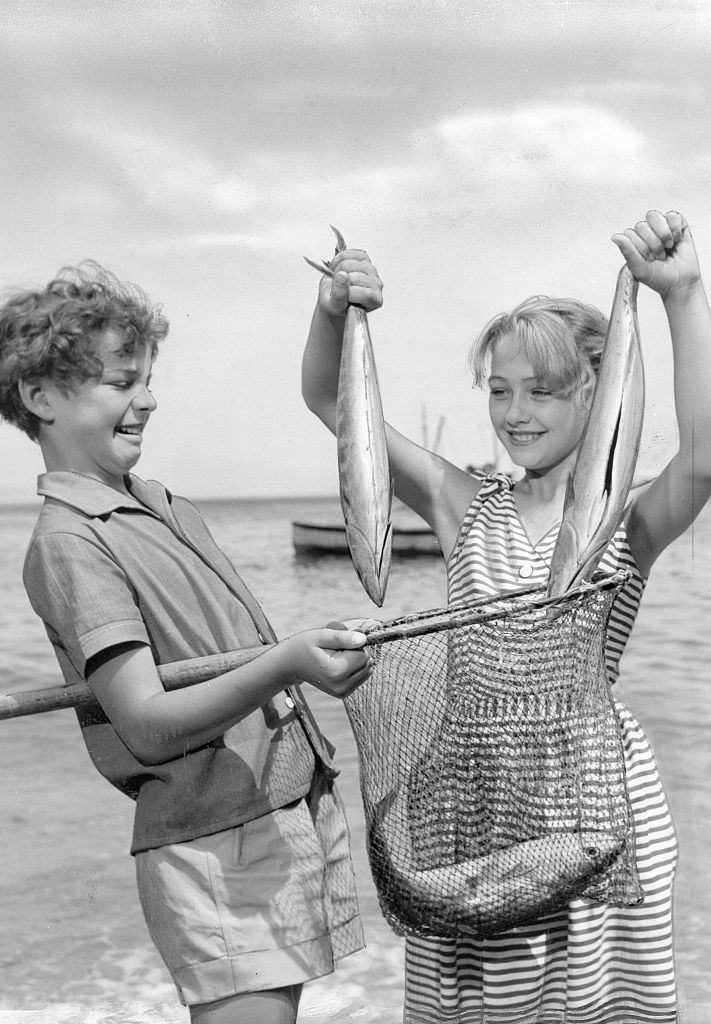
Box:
[489,388,509,399]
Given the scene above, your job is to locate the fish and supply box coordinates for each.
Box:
[547,266,645,599]
[368,790,624,938]
[305,227,393,606]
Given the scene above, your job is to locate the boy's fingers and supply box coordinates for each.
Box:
[318,626,368,648]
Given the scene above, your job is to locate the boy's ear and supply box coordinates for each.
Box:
[17,379,55,423]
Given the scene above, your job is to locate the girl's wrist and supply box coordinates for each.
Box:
[661,277,705,310]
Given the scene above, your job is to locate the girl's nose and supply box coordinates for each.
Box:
[505,393,531,425]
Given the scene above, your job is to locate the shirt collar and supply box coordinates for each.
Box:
[36,471,168,518]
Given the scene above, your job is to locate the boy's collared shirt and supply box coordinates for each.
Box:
[24,470,336,854]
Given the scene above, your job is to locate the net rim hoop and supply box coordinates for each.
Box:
[363,570,630,647]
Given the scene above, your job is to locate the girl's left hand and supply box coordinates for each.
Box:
[611,210,701,301]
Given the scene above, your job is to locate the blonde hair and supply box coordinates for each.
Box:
[469,295,608,397]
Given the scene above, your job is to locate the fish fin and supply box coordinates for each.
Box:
[330,225,347,253]
[303,256,335,278]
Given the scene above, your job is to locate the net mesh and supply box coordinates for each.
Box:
[345,573,643,940]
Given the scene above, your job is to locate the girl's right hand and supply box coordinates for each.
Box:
[317,248,384,318]
[274,624,373,698]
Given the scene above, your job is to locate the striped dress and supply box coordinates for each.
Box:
[404,475,677,1024]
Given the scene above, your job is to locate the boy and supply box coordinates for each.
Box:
[0,262,372,1024]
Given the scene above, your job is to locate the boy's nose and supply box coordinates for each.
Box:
[134,385,157,412]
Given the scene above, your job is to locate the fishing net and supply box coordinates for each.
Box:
[345,571,643,940]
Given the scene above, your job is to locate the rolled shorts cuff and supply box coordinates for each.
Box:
[175,921,363,1005]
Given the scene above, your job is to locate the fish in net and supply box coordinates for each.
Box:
[344,571,643,940]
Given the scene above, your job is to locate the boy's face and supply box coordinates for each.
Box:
[41,328,156,491]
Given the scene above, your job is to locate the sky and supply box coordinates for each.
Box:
[1,0,709,504]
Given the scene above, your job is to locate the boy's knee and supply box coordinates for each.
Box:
[189,984,302,1024]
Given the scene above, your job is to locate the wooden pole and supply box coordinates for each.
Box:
[0,573,627,722]
[0,645,269,721]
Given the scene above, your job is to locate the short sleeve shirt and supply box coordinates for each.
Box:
[23,471,334,854]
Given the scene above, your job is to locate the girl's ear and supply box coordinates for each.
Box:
[579,375,596,411]
[17,379,55,423]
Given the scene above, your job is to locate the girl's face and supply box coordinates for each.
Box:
[488,332,593,475]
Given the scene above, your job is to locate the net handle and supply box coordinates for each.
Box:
[0,571,628,721]
[364,571,628,644]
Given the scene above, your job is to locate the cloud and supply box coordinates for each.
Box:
[64,119,258,217]
[438,104,646,185]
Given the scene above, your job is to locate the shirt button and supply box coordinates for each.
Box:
[284,695,295,709]
[518,562,534,579]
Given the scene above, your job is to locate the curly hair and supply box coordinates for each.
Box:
[469,295,608,399]
[0,261,169,440]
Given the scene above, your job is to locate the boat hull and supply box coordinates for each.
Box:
[292,521,440,557]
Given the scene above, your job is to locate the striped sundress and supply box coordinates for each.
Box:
[404,475,678,1024]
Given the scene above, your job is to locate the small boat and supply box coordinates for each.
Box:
[292,517,440,557]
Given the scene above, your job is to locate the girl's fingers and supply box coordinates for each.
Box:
[611,232,651,275]
[632,219,666,259]
[645,209,677,251]
[663,209,686,245]
[330,249,375,274]
[319,270,350,312]
[615,228,654,263]
[347,286,384,310]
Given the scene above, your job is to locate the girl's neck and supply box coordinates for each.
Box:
[514,468,569,505]
[514,465,571,507]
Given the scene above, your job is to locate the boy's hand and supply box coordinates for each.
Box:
[318,248,384,318]
[612,210,701,302]
[276,622,373,698]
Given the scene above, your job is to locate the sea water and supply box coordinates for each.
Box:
[1,496,709,1024]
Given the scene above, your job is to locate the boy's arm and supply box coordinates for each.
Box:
[302,248,480,559]
[87,626,371,766]
[614,211,711,574]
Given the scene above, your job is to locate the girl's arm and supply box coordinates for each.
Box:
[614,210,711,576]
[302,248,479,558]
[87,626,371,765]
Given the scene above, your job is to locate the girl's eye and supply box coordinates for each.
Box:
[532,388,552,398]
[489,388,509,399]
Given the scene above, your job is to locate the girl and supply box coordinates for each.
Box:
[301,210,711,1022]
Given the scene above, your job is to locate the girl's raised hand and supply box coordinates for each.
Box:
[611,210,701,301]
[317,248,384,317]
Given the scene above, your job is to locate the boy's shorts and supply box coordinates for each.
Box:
[135,772,364,1007]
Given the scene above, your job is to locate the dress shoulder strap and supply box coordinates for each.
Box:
[447,472,512,567]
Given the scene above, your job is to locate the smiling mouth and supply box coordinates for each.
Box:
[115,425,144,437]
[508,431,543,445]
